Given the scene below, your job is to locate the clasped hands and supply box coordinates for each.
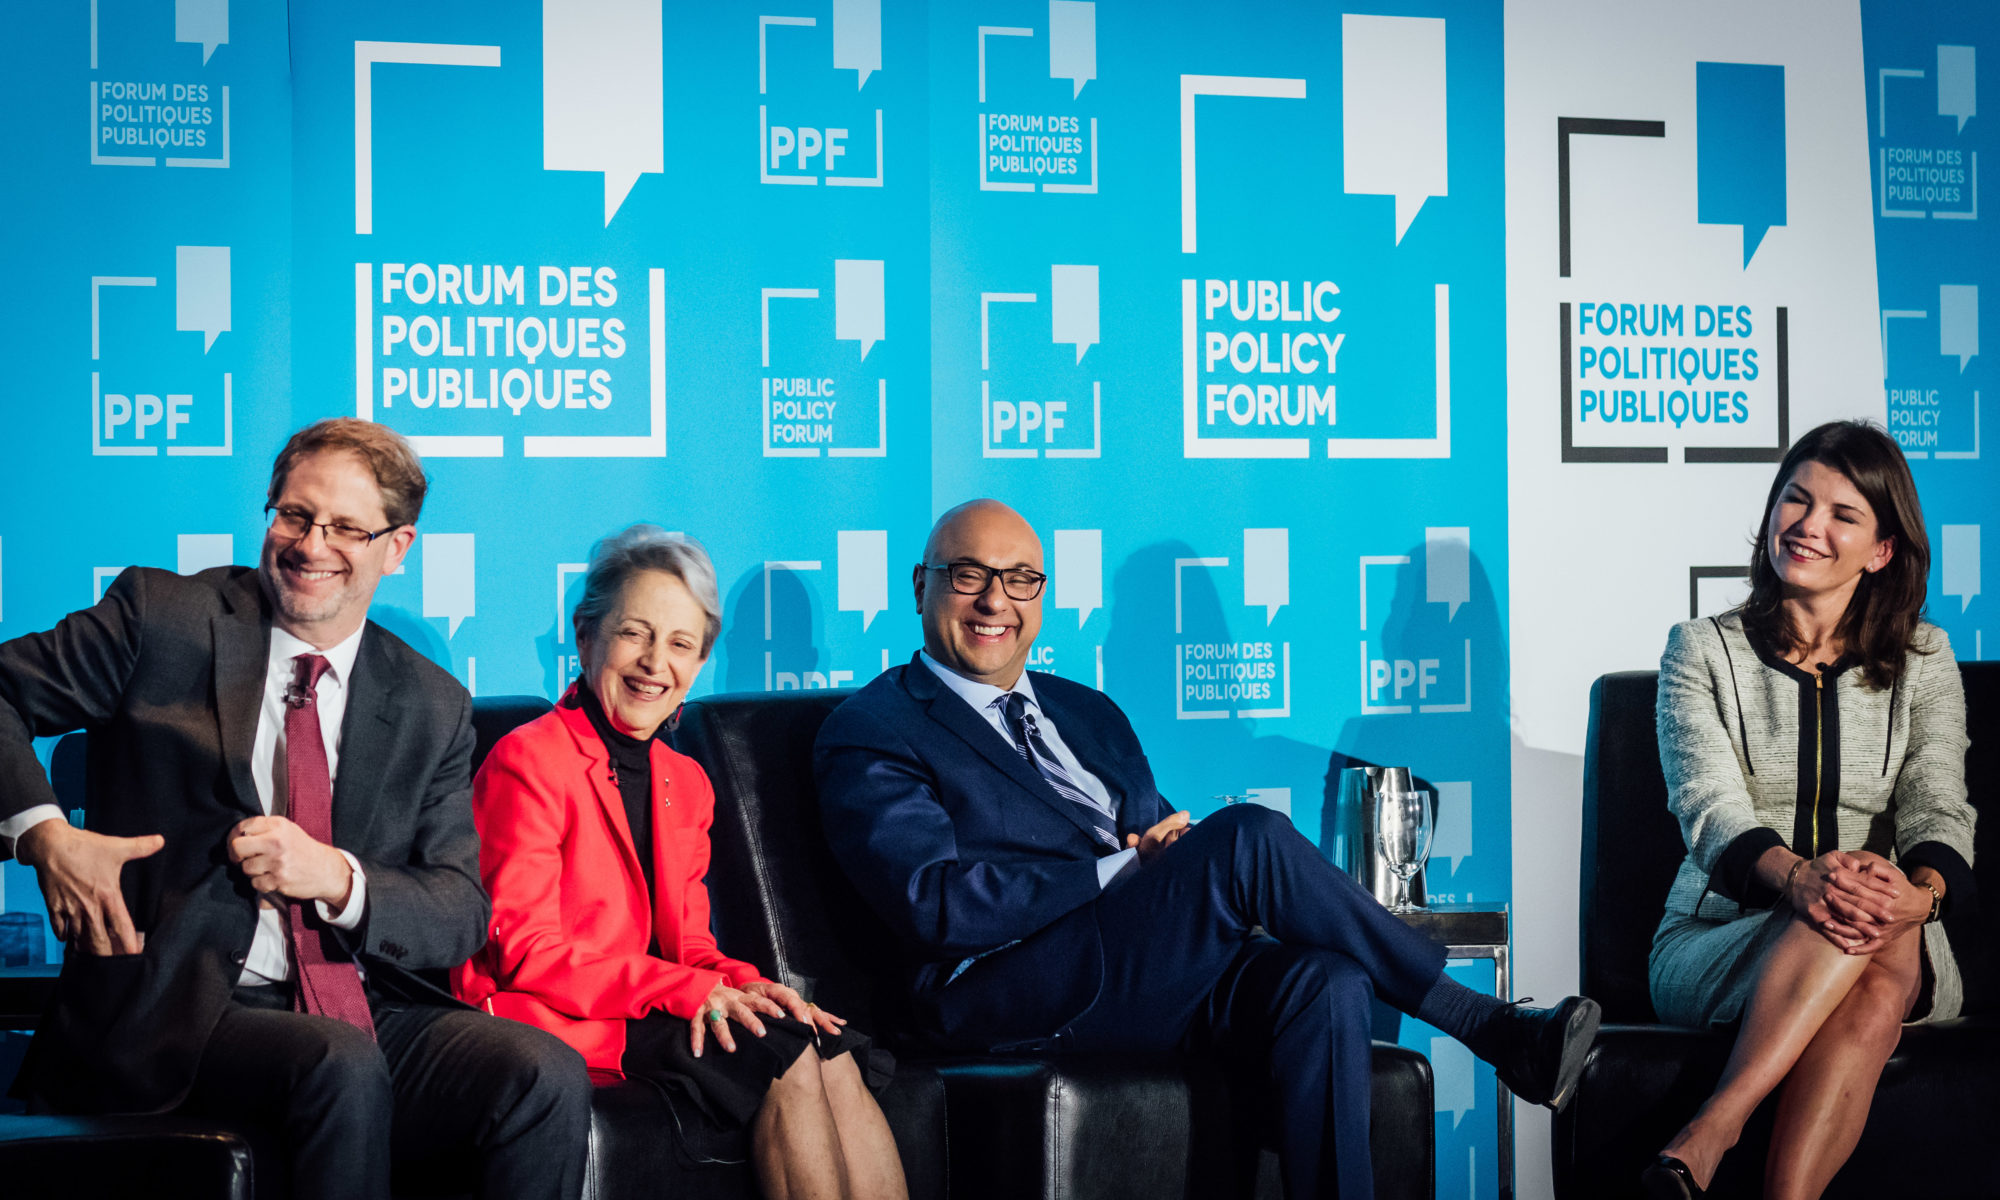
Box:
[691,978,848,1057]
[17,815,350,957]
[1787,849,1929,955]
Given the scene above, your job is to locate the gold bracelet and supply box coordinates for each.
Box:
[1783,857,1807,898]
[1918,880,1943,925]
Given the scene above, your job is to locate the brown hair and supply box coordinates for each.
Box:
[266,418,429,529]
[1739,420,1930,688]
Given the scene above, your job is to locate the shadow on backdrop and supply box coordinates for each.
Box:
[718,564,827,696]
[1102,541,1329,830]
[372,605,452,679]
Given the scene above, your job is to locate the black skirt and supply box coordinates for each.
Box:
[621,1010,893,1168]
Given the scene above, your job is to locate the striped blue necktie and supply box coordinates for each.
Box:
[998,692,1121,855]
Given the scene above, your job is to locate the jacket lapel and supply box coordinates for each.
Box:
[332,627,403,848]
[210,573,269,819]
[902,653,1110,847]
[553,694,649,907]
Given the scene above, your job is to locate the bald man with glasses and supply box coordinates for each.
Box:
[815,499,1601,1198]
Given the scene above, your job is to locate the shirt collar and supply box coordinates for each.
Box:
[270,622,365,688]
[918,649,1039,715]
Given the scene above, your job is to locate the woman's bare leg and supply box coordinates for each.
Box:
[754,1051,852,1200]
[819,1052,909,1199]
[1762,927,1920,1200]
[1657,912,1871,1188]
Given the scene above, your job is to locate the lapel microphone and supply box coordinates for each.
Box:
[285,662,315,709]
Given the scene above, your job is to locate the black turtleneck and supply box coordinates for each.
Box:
[577,684,658,898]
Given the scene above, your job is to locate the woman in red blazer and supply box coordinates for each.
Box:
[455,526,906,1199]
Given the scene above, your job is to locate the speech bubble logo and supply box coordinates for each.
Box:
[177,534,233,576]
[543,0,664,226]
[1429,1035,1476,1129]
[1696,61,1788,268]
[1051,264,1099,364]
[175,0,228,66]
[832,0,881,90]
[1943,524,1981,613]
[1940,284,1979,372]
[1244,788,1291,818]
[1048,1,1096,100]
[1425,527,1470,621]
[1430,781,1471,873]
[1054,529,1102,628]
[838,529,888,631]
[422,534,476,638]
[835,259,886,361]
[1939,45,1976,134]
[1342,15,1446,246]
[176,245,231,353]
[1243,528,1289,624]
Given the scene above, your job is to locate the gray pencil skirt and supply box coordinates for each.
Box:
[1649,906,1951,1028]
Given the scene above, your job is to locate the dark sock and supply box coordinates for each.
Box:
[1414,973,1511,1058]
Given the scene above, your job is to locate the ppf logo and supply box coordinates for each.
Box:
[758,0,885,187]
[762,260,889,456]
[975,1,1098,193]
[1874,44,1977,220]
[91,245,234,456]
[1178,14,1452,461]
[1556,62,1793,463]
[1174,529,1291,720]
[1881,283,1982,460]
[980,265,1101,457]
[90,0,231,168]
[1357,527,1473,716]
[763,531,889,689]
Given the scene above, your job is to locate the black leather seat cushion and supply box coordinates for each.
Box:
[677,689,1434,1200]
[0,1115,254,1200]
[1559,664,2000,1199]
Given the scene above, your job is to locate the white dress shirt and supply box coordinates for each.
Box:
[0,624,369,983]
[918,652,1139,887]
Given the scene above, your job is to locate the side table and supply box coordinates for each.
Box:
[1395,903,1512,1200]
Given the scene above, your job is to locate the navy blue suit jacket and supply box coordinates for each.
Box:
[814,653,1170,1049]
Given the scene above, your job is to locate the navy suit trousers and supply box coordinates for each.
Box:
[1057,803,1447,1198]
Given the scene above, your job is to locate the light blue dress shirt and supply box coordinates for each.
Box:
[918,651,1139,888]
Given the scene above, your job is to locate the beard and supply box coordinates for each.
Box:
[259,557,360,630]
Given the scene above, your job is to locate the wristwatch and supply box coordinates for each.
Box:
[1918,879,1943,925]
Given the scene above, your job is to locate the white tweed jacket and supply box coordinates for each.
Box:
[1656,612,1976,1017]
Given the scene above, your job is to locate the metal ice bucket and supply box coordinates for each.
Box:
[1333,765,1426,909]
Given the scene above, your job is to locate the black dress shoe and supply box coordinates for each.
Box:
[1639,1154,1704,1199]
[1488,995,1601,1111]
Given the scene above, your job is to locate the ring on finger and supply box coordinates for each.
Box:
[707,1008,727,1023]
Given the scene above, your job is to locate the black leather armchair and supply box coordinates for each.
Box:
[675,688,1436,1200]
[1554,664,1999,1199]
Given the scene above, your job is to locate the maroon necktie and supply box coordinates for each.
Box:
[284,653,376,1038]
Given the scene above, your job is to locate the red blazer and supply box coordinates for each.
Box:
[452,689,763,1074]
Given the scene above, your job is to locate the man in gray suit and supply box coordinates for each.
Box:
[0,419,591,1200]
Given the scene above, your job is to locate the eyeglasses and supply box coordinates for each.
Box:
[923,561,1048,600]
[265,505,397,551]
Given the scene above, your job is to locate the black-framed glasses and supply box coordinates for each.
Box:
[923,561,1048,600]
[264,505,397,551]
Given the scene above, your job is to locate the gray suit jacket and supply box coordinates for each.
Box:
[0,566,487,1113]
[1655,612,1977,1018]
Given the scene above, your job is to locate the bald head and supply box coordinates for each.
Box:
[923,499,1039,564]
[915,499,1045,688]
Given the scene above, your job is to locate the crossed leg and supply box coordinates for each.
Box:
[1659,907,1921,1195]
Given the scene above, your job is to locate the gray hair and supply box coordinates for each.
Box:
[572,525,723,657]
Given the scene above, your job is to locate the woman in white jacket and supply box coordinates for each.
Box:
[1643,421,1975,1200]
